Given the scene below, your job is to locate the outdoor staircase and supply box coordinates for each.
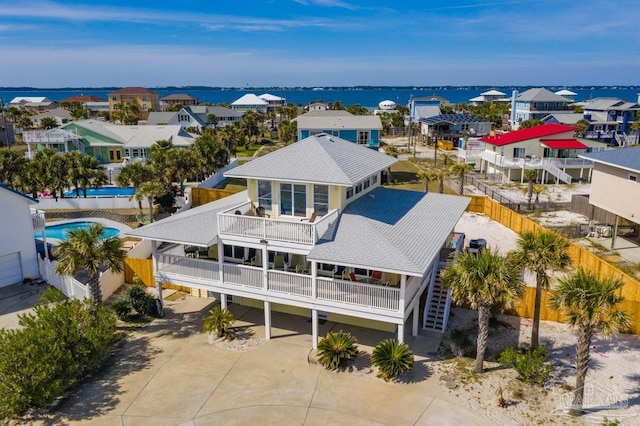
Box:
[540,159,572,184]
[423,267,451,333]
[614,132,634,147]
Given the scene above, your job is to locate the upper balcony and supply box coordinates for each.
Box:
[217,201,340,245]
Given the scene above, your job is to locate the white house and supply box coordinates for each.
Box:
[0,185,41,287]
[231,94,269,113]
[127,134,469,347]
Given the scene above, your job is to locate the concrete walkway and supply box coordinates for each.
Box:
[31,294,491,426]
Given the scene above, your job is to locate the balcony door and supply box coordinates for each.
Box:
[280,183,306,217]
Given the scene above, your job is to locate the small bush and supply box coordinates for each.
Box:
[203,306,235,338]
[0,299,118,420]
[127,285,156,317]
[372,339,414,381]
[39,286,65,304]
[111,299,132,320]
[316,331,358,370]
[498,345,551,385]
[448,328,474,357]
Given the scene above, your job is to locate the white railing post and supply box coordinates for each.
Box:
[311,261,317,299]
[399,275,406,313]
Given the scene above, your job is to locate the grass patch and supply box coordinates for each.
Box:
[234,143,264,157]
[215,177,247,192]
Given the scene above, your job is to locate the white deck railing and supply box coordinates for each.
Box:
[317,277,400,311]
[218,207,339,245]
[222,263,263,289]
[157,255,220,281]
[268,270,312,297]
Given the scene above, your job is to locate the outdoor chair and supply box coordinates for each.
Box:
[300,211,317,223]
[296,260,310,274]
[274,254,286,270]
[349,272,357,282]
[333,265,346,279]
[371,270,383,283]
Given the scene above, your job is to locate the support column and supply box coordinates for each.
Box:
[152,241,163,317]
[412,297,420,337]
[217,242,227,309]
[311,261,317,299]
[311,309,318,349]
[264,301,272,340]
[611,215,619,250]
[262,245,269,291]
[397,324,404,343]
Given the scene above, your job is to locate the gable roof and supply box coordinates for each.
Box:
[126,191,248,246]
[542,113,584,125]
[146,112,178,125]
[31,108,72,120]
[10,97,50,104]
[225,134,397,186]
[480,124,577,146]
[0,184,38,204]
[480,89,506,96]
[296,111,382,130]
[63,120,194,148]
[540,139,588,149]
[580,147,640,173]
[308,188,470,275]
[161,93,197,101]
[259,93,285,101]
[187,105,243,118]
[517,88,571,102]
[231,94,268,106]
[583,98,640,111]
[555,89,577,96]
[62,95,106,103]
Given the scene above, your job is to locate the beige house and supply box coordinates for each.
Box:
[458,123,608,183]
[580,147,640,226]
[108,87,160,120]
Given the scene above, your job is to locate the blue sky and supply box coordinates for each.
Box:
[0,0,638,87]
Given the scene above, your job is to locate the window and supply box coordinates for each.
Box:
[363,179,370,189]
[280,183,306,217]
[371,174,378,185]
[313,185,329,216]
[112,96,117,101]
[116,151,121,160]
[143,104,148,110]
[358,131,369,145]
[142,95,147,101]
[355,182,363,194]
[257,180,272,212]
[629,174,638,183]
[513,147,525,158]
[346,187,353,199]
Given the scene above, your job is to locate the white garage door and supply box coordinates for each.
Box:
[0,252,22,288]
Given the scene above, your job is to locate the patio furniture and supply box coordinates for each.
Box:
[371,270,383,283]
[274,254,286,270]
[349,272,357,282]
[333,265,346,279]
[300,211,317,223]
[296,260,310,274]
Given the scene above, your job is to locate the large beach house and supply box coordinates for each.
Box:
[128,134,469,347]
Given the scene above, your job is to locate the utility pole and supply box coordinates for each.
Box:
[0,100,10,149]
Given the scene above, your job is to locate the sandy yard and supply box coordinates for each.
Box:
[436,308,640,425]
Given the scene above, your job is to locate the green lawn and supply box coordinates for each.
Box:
[215,177,247,192]
[234,143,263,157]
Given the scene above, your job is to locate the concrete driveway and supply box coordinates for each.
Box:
[0,282,47,329]
[28,293,490,426]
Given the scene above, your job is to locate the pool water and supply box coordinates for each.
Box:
[34,221,120,241]
[63,186,135,197]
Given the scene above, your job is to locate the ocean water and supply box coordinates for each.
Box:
[1,86,638,109]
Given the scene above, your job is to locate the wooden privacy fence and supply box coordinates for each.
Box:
[467,195,640,334]
[123,258,191,292]
[191,188,238,207]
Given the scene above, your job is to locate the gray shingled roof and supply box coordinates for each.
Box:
[224,134,397,186]
[580,147,640,173]
[126,191,248,246]
[146,112,178,125]
[517,88,571,102]
[308,188,471,276]
[583,98,640,111]
[296,112,382,130]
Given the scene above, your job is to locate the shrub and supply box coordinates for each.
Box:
[498,345,551,385]
[203,306,235,338]
[372,339,414,381]
[126,284,156,317]
[39,286,65,304]
[0,299,118,420]
[111,299,132,320]
[448,328,474,357]
[316,331,358,370]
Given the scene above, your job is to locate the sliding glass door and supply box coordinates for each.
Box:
[280,183,306,217]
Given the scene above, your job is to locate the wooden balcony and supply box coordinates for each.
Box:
[217,202,339,245]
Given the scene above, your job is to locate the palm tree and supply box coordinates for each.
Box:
[441,249,524,373]
[417,170,435,193]
[549,268,630,416]
[432,170,449,194]
[523,169,538,209]
[575,119,590,138]
[116,162,154,210]
[39,117,58,130]
[0,148,27,187]
[191,130,229,176]
[449,162,473,195]
[54,223,125,303]
[136,180,164,223]
[511,229,571,348]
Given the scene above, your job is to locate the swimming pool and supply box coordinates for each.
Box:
[34,221,120,242]
[63,186,135,198]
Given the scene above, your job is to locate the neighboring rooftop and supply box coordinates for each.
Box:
[480,89,506,96]
[419,114,487,125]
[225,133,396,186]
[62,95,107,103]
[0,184,38,204]
[516,88,572,102]
[481,124,577,146]
[10,97,50,104]
[231,94,268,106]
[580,146,640,173]
[296,111,382,130]
[161,93,198,101]
[109,87,159,95]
